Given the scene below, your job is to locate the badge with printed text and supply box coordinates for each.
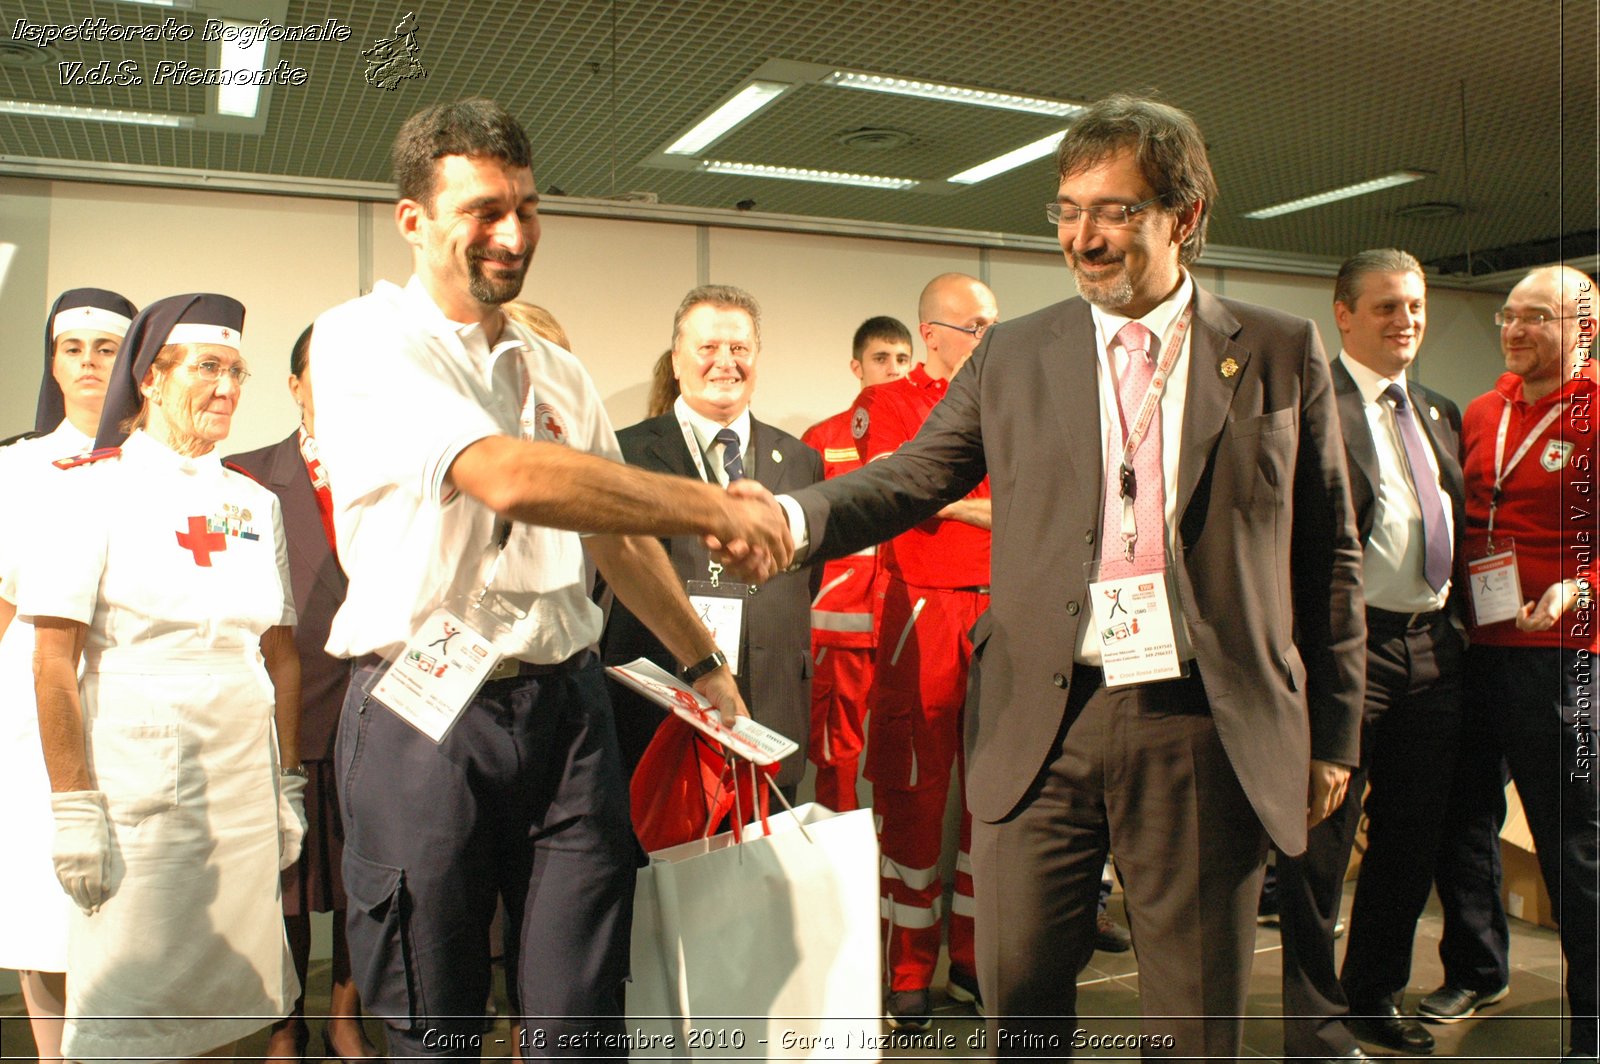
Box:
[686,578,749,676]
[1467,544,1522,628]
[1541,439,1574,472]
[370,607,504,742]
[1086,569,1184,687]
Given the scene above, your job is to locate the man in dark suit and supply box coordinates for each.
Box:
[742,94,1366,1058]
[602,285,822,794]
[1273,250,1465,1063]
[227,325,378,1060]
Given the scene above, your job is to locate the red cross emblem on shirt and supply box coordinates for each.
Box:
[176,516,227,566]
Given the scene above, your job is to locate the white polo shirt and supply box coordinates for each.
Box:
[311,277,623,662]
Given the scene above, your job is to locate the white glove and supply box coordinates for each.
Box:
[277,770,308,871]
[50,790,112,914]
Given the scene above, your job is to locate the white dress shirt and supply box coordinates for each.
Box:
[672,396,751,487]
[1075,272,1197,665]
[1338,351,1453,613]
[311,276,623,661]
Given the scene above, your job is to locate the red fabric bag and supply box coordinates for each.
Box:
[630,715,776,851]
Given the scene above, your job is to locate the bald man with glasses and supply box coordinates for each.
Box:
[854,272,999,1030]
[1425,265,1598,1062]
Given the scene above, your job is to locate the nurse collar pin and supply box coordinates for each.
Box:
[1219,357,1240,379]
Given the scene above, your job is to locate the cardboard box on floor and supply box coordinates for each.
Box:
[1500,783,1557,930]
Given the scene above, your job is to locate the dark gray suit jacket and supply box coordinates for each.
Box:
[601,413,823,787]
[793,287,1366,856]
[228,432,350,761]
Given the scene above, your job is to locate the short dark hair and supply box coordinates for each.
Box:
[852,316,913,360]
[1055,94,1217,265]
[671,285,762,348]
[289,324,313,378]
[391,99,533,210]
[1334,248,1424,309]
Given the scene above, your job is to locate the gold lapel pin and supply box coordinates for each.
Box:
[1219,357,1239,379]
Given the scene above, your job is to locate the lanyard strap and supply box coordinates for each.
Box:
[1111,305,1194,560]
[1487,398,1564,548]
[677,418,718,484]
[1114,305,1193,475]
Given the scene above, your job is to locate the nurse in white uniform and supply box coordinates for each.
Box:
[0,287,135,1061]
[21,293,306,1063]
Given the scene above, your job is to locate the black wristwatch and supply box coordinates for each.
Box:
[682,649,728,683]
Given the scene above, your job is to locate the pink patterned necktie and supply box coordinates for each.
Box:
[1099,321,1163,579]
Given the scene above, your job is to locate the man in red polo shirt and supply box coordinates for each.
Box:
[854,273,998,1030]
[1426,265,1598,1062]
[801,316,914,812]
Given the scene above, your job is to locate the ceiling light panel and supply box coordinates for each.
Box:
[1243,171,1429,219]
[664,80,793,155]
[946,130,1067,185]
[701,160,918,190]
[824,71,1083,118]
[0,99,195,127]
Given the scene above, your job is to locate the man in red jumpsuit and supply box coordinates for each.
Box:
[801,317,915,812]
[853,274,999,1030]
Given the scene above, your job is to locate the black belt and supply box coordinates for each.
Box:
[1366,606,1447,633]
[353,649,590,681]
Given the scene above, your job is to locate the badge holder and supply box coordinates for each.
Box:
[364,536,527,743]
[1466,536,1522,627]
[1085,556,1187,688]
[686,561,752,677]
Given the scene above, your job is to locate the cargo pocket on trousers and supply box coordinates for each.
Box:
[344,845,418,1023]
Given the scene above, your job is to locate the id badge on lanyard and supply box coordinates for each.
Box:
[687,561,751,676]
[368,521,526,742]
[1084,306,1191,687]
[1466,542,1522,627]
[1086,562,1186,687]
[1467,399,1563,628]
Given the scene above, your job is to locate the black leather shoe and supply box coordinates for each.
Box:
[1349,998,1435,1054]
[1416,983,1509,1023]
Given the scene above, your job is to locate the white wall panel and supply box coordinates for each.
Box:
[42,181,359,453]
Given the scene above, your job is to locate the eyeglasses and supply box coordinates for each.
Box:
[927,320,994,340]
[1046,196,1164,229]
[1494,310,1575,328]
[188,359,251,385]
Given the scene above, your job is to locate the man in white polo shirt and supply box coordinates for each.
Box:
[309,99,789,1059]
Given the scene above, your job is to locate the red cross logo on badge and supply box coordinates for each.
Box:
[1541,439,1574,472]
[534,402,568,444]
[176,516,227,566]
[851,407,870,439]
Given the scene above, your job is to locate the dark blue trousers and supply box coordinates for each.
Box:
[1433,645,1598,1056]
[336,657,637,1059]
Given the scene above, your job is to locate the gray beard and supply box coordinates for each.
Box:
[1072,262,1133,312]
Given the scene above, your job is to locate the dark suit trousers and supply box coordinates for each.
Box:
[972,665,1268,1060]
[338,658,637,1059]
[1433,645,1599,1056]
[1276,610,1463,1055]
